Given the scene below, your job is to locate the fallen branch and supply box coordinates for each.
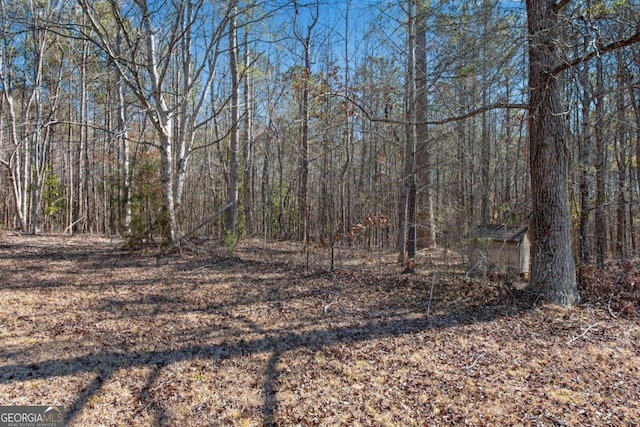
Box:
[607,296,618,319]
[609,301,636,319]
[64,217,85,235]
[545,414,571,427]
[567,322,600,344]
[323,292,340,316]
[464,353,486,373]
[156,201,234,261]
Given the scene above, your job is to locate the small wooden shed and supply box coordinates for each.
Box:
[468,224,530,277]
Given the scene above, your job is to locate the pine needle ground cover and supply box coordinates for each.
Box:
[0,235,638,426]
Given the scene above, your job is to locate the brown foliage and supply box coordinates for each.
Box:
[0,234,638,426]
[580,260,640,318]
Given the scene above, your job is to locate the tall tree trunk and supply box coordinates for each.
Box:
[415,0,435,248]
[614,55,628,259]
[578,32,592,264]
[399,0,416,267]
[296,2,318,243]
[578,71,592,264]
[241,111,254,234]
[114,26,131,235]
[242,33,254,235]
[28,26,47,235]
[159,130,177,242]
[480,58,490,223]
[629,77,640,255]
[139,1,178,243]
[226,1,240,236]
[73,35,88,233]
[117,77,131,235]
[594,56,606,268]
[526,0,579,305]
[0,85,28,231]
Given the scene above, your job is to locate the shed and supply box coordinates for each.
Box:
[468,224,530,277]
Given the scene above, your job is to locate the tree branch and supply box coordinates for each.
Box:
[567,322,600,344]
[553,28,640,75]
[156,201,234,260]
[552,0,573,14]
[324,92,528,126]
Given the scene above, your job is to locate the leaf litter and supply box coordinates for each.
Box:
[0,233,638,426]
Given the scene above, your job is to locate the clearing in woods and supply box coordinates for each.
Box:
[0,233,638,426]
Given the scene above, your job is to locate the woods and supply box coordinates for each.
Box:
[1,3,640,424]
[1,0,640,305]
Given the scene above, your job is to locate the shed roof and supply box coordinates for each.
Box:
[469,224,528,243]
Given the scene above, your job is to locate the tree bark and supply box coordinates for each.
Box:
[578,66,592,265]
[614,54,628,259]
[226,1,240,236]
[594,56,606,268]
[116,73,131,235]
[0,76,28,231]
[415,0,435,248]
[630,75,640,254]
[242,34,254,235]
[398,0,416,265]
[295,2,318,243]
[526,0,579,305]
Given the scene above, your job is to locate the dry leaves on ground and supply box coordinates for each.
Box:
[0,233,638,426]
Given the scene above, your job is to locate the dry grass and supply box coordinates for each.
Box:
[0,233,638,426]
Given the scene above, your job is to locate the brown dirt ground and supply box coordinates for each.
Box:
[0,233,638,426]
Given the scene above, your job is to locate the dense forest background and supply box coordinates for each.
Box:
[1,0,639,268]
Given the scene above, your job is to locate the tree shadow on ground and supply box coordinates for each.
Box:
[0,237,535,426]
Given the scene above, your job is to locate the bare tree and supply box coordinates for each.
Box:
[0,0,28,231]
[78,0,231,243]
[593,54,607,268]
[0,0,65,233]
[226,0,240,237]
[415,0,435,248]
[293,0,319,243]
[398,0,417,267]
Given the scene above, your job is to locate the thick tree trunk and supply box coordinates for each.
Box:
[159,131,178,243]
[526,0,579,305]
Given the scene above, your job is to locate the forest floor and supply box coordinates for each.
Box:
[0,233,638,427]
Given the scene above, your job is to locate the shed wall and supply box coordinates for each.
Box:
[469,240,529,275]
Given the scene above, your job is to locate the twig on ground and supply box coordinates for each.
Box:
[545,413,571,426]
[611,301,636,318]
[567,322,600,344]
[323,292,340,316]
[464,353,485,373]
[607,296,618,319]
[533,293,543,306]
[157,201,233,261]
[64,217,85,235]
